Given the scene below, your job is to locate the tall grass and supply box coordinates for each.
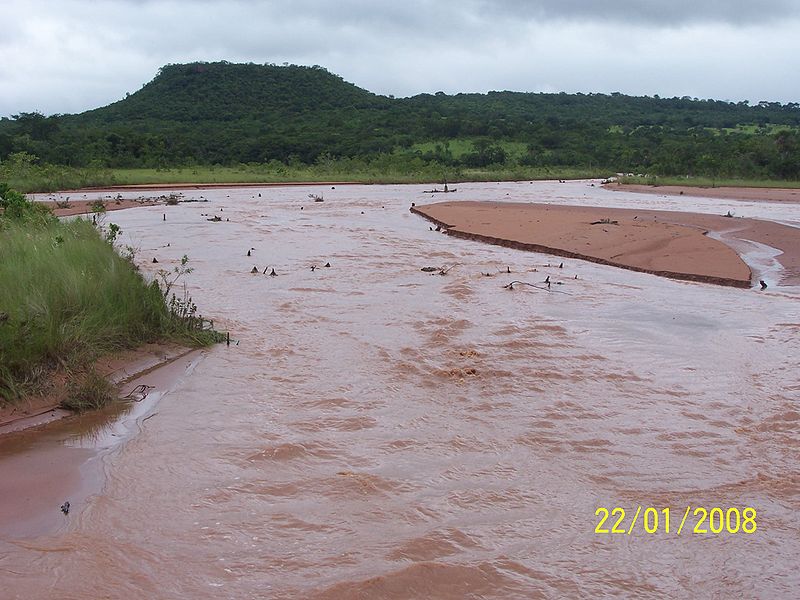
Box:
[3,158,612,193]
[0,217,219,403]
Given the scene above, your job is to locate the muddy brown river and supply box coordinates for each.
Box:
[2,181,799,598]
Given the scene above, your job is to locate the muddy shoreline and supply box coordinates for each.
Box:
[605,182,800,203]
[0,343,196,433]
[46,197,162,217]
[67,181,365,193]
[0,348,206,538]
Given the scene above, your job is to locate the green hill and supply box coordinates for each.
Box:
[79,62,389,124]
[1,61,799,179]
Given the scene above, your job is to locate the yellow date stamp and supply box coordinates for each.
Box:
[594,506,757,535]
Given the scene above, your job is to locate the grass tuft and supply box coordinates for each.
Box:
[61,369,117,412]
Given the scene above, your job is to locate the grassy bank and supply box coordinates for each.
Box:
[106,164,608,186]
[2,155,611,193]
[617,175,800,189]
[0,186,222,405]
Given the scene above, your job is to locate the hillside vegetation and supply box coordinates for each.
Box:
[1,61,799,186]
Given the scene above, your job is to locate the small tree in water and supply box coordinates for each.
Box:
[157,254,194,298]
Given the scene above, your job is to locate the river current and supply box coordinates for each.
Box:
[1,181,798,598]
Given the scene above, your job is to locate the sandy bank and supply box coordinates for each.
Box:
[48,198,162,217]
[412,201,800,287]
[0,343,195,432]
[605,182,800,204]
[69,181,363,193]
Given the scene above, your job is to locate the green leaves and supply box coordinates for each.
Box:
[1,62,799,180]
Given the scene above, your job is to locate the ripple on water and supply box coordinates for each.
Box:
[387,527,483,562]
[5,182,798,599]
[309,561,537,600]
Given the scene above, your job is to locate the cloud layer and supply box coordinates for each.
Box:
[1,0,799,116]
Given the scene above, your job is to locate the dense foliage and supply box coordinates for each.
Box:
[1,61,799,180]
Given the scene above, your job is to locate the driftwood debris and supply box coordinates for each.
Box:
[503,280,572,295]
[309,193,324,202]
[421,264,457,275]
[423,182,457,194]
[124,384,155,402]
[590,218,619,225]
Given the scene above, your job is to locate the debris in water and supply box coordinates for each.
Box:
[124,384,155,402]
[61,501,70,515]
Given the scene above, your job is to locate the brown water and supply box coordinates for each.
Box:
[2,181,799,598]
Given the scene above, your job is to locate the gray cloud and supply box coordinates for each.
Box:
[0,0,799,117]
[479,0,800,25]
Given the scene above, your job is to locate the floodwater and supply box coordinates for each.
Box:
[2,181,799,598]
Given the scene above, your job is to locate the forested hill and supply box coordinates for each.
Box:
[79,62,390,123]
[1,61,799,178]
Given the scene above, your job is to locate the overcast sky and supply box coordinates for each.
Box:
[2,0,799,117]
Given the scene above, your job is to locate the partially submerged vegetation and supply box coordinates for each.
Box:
[0,183,223,408]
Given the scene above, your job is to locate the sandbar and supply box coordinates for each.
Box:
[412,201,800,287]
[48,198,161,217]
[605,182,800,204]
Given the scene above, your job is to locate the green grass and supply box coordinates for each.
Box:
[3,156,614,194]
[61,369,117,412]
[0,215,221,404]
[411,139,532,161]
[104,164,611,187]
[617,175,800,189]
[0,162,118,195]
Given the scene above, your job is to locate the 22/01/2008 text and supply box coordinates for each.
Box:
[594,506,757,535]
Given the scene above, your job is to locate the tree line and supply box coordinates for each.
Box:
[1,61,798,179]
